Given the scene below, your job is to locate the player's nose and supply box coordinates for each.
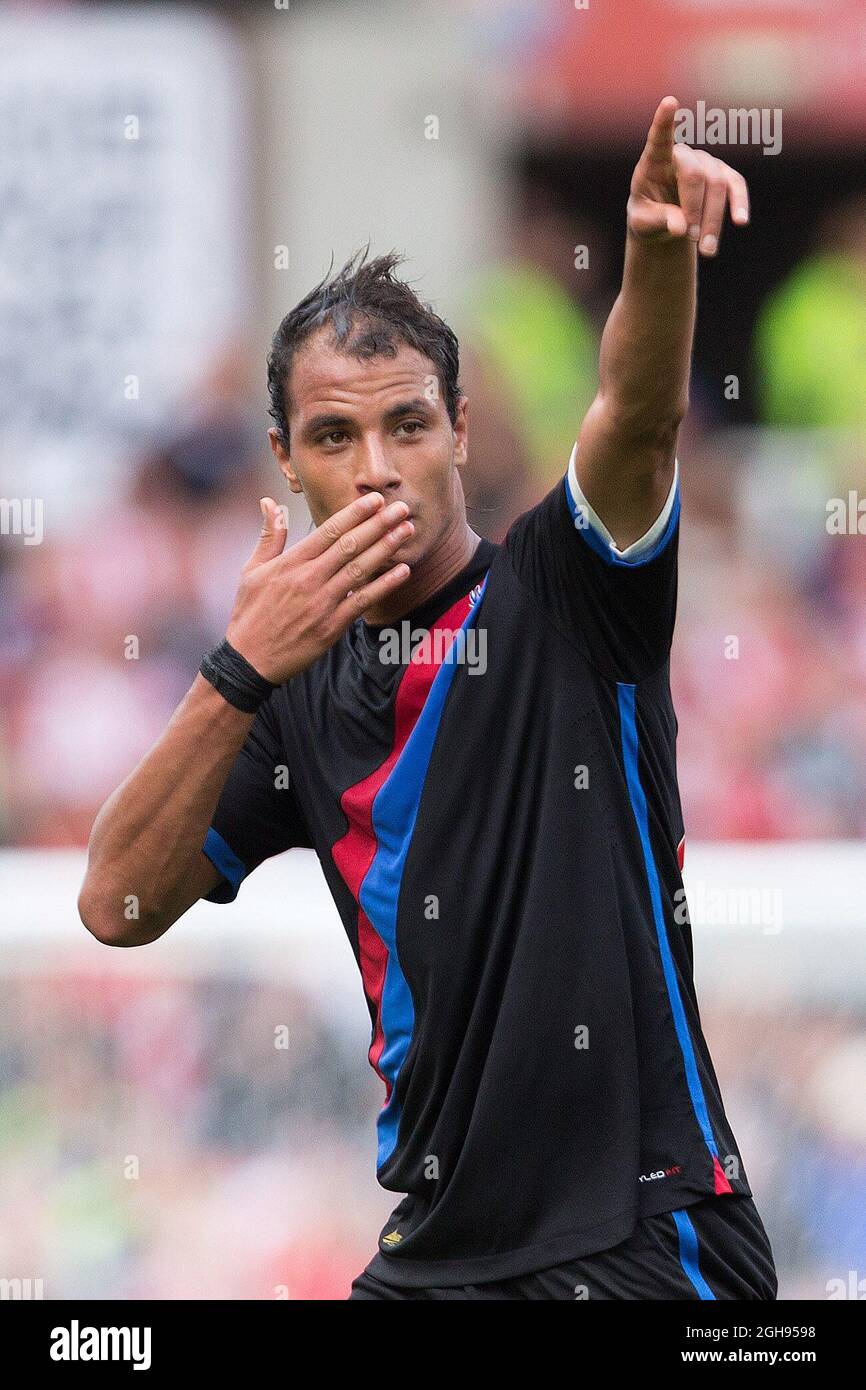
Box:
[355,436,401,494]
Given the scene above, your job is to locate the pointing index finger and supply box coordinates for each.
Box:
[643,95,679,160]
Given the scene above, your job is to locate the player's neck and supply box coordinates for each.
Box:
[362,520,483,628]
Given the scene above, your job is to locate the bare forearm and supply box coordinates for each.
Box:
[572,98,748,548]
[598,231,696,436]
[78,491,415,946]
[80,676,254,944]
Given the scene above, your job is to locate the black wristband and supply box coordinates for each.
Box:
[199,639,277,714]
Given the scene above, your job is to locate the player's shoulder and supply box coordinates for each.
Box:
[500,471,576,603]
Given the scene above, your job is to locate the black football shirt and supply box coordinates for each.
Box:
[202,455,753,1288]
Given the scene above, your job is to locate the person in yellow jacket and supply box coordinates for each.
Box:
[755,193,866,432]
[460,185,604,536]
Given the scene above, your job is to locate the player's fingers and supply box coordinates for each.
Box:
[322,515,416,599]
[626,195,668,237]
[642,95,679,163]
[664,203,690,238]
[311,498,413,581]
[627,195,688,240]
[246,497,288,568]
[727,169,750,226]
[697,174,730,256]
[672,144,706,241]
[291,492,388,563]
[330,561,412,630]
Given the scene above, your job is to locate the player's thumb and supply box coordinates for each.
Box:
[249,497,288,565]
[627,196,688,241]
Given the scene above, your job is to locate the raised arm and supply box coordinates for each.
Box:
[574,96,750,549]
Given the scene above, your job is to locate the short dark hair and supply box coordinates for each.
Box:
[266,246,462,447]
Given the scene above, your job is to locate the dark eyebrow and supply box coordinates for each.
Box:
[299,412,355,444]
[300,398,435,444]
[382,398,435,425]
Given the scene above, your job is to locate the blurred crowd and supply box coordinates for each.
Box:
[0,970,390,1299]
[1,188,866,847]
[0,968,860,1300]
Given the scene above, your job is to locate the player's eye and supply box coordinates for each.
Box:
[320,430,348,446]
[395,420,424,437]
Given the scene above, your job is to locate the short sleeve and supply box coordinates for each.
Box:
[202,693,313,903]
[504,443,680,682]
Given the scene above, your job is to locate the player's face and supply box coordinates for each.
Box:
[269,328,468,570]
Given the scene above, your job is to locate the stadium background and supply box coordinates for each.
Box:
[1,0,864,1299]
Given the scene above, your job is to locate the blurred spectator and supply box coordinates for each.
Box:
[460,179,604,533]
[754,192,866,440]
[0,345,302,846]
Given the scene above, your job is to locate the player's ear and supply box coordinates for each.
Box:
[452,394,469,469]
[268,426,304,494]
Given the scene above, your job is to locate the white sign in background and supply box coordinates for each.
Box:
[0,7,250,522]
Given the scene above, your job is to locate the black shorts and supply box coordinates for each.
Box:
[348,1194,778,1301]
